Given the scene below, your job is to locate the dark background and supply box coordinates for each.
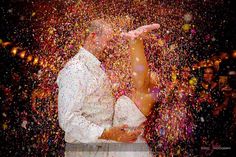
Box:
[0,0,235,156]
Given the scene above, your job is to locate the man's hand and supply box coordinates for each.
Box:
[99,124,142,143]
[121,24,160,40]
[116,128,142,143]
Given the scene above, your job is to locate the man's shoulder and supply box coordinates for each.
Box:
[63,59,85,72]
[56,60,87,84]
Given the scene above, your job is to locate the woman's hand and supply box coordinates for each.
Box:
[120,24,160,40]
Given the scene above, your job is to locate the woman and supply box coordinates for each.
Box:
[112,24,160,157]
[113,24,196,156]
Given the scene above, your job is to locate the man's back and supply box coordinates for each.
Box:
[57,48,115,143]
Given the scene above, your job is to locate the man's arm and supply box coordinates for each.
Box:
[57,64,105,143]
[99,124,141,143]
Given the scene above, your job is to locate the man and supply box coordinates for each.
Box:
[56,18,146,157]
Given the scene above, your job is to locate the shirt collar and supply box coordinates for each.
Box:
[76,47,101,67]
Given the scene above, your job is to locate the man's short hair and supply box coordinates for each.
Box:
[87,19,112,36]
[85,15,133,37]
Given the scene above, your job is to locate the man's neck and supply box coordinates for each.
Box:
[83,44,101,61]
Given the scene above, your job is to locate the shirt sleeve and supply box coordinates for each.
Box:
[57,63,105,143]
[123,96,147,124]
[114,95,147,128]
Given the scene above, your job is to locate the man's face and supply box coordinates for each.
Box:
[95,26,114,53]
[203,68,214,83]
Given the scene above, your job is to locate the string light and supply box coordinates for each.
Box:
[232,50,236,58]
[2,42,11,47]
[33,57,39,65]
[39,60,44,66]
[11,47,19,56]
[27,55,33,62]
[19,51,26,58]
[0,38,231,72]
[0,39,55,70]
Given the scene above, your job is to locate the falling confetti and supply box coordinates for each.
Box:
[0,0,235,156]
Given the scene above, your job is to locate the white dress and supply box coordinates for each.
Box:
[111,95,153,157]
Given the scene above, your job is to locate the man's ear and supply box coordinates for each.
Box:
[87,32,96,40]
[86,32,97,44]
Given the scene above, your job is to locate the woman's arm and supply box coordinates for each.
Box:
[122,24,160,116]
[129,38,150,92]
[129,38,155,116]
